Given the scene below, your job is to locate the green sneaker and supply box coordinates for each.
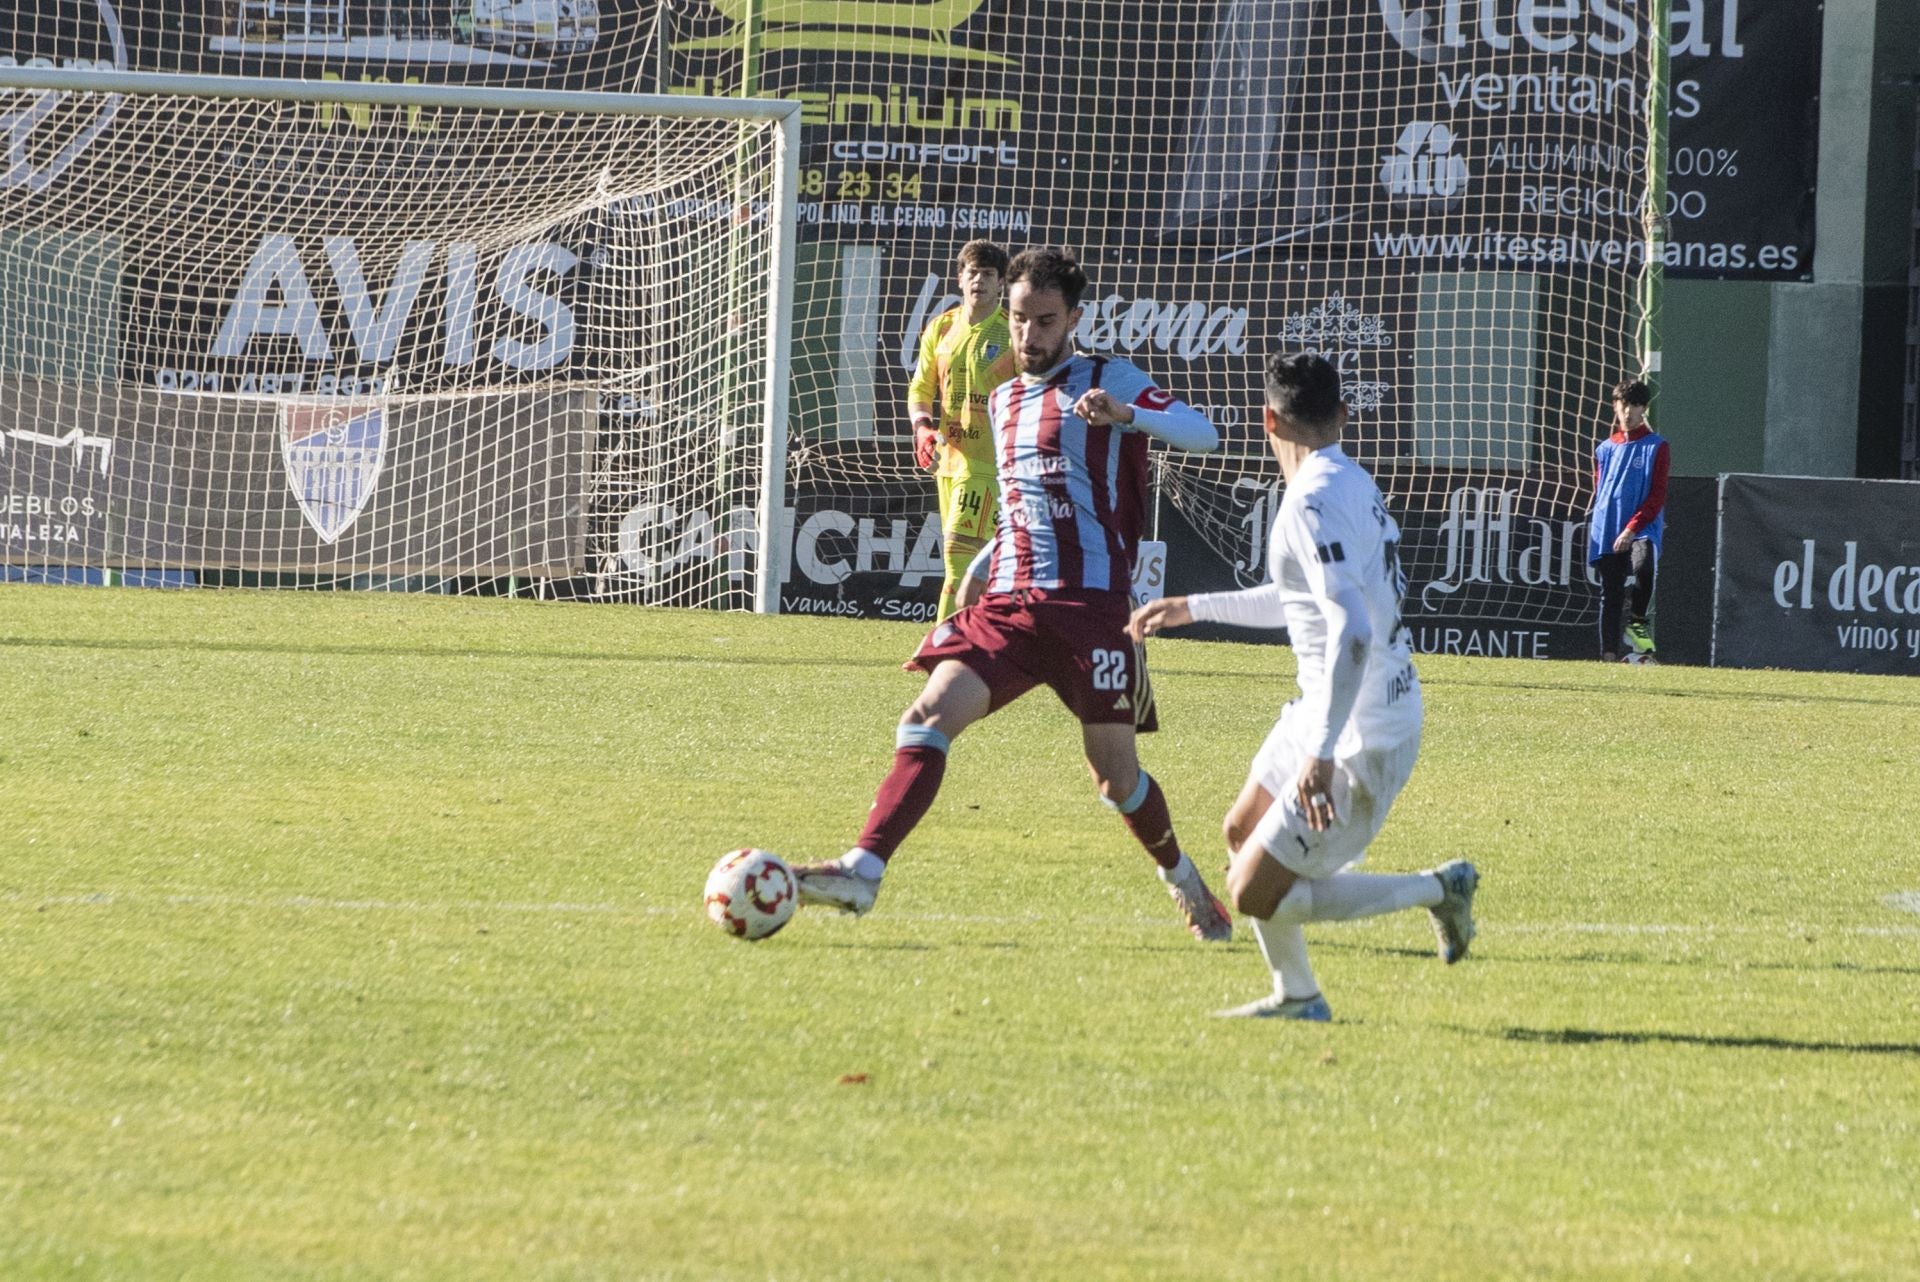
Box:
[1624,620,1655,654]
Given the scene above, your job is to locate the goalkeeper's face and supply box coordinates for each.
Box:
[1008,282,1082,376]
[959,263,1003,314]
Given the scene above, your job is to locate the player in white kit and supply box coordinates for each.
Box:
[1129,352,1479,1020]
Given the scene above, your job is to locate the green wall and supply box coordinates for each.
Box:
[1670,0,1918,480]
[1662,279,1768,475]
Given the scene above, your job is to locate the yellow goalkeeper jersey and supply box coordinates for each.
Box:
[908,304,1016,480]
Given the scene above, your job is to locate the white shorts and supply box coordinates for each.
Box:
[1245,718,1421,881]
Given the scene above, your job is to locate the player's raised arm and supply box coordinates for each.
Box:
[1186,582,1287,629]
[1127,387,1219,452]
[1074,380,1219,453]
[1129,582,1291,643]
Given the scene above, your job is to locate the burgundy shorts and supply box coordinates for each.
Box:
[907,588,1159,733]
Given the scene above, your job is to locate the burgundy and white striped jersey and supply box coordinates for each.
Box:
[983,354,1216,595]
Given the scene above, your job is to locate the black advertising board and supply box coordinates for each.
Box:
[1664,0,1821,279]
[0,2,1828,628]
[778,455,1602,660]
[655,0,1821,293]
[1162,459,1598,659]
[0,1,652,89]
[1650,473,1717,666]
[1713,474,1920,675]
[0,377,591,575]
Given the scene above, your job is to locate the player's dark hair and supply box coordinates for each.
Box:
[957,239,1010,276]
[1005,245,1089,309]
[1613,378,1652,407]
[1264,351,1345,431]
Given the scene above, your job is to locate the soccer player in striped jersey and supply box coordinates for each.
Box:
[1129,352,1479,1020]
[909,239,1018,621]
[796,246,1234,943]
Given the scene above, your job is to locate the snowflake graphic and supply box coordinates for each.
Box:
[1279,293,1393,349]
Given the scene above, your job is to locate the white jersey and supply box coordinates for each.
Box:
[1190,445,1421,757]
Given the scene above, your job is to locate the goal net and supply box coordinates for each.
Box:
[2,4,1656,648]
[0,67,797,610]
[654,0,1655,643]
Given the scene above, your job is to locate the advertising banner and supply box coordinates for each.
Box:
[779,440,946,621]
[777,457,1600,658]
[0,1,646,89]
[1164,461,1598,658]
[660,0,1818,279]
[1713,474,1920,675]
[0,1,1826,627]
[6,2,1821,288]
[0,377,591,575]
[1663,1,1821,279]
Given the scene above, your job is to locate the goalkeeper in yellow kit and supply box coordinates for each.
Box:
[909,239,1017,620]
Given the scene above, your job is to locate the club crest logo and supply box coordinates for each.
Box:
[279,401,387,543]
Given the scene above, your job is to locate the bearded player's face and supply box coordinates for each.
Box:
[1008,281,1081,375]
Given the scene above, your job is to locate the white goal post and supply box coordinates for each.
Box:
[0,67,799,611]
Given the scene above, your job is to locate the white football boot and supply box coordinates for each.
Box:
[793,855,881,916]
[1425,859,1479,964]
[1213,993,1332,1021]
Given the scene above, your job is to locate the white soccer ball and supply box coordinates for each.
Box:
[703,848,798,941]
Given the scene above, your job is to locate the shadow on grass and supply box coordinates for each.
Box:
[1491,949,1920,978]
[807,939,938,952]
[1314,939,1920,977]
[1403,673,1920,710]
[808,938,1033,953]
[1489,1026,1920,1058]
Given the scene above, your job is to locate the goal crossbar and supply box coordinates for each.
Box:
[0,66,800,124]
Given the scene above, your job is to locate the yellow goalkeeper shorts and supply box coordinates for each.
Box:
[936,471,997,545]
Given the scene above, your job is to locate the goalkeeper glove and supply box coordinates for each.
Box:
[913,415,940,470]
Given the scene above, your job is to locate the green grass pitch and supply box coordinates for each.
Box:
[2,584,1917,1281]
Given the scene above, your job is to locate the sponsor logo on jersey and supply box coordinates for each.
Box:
[280,402,387,543]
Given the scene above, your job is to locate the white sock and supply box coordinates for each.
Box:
[1308,871,1440,921]
[839,849,886,880]
[1250,914,1321,1001]
[1156,852,1196,885]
